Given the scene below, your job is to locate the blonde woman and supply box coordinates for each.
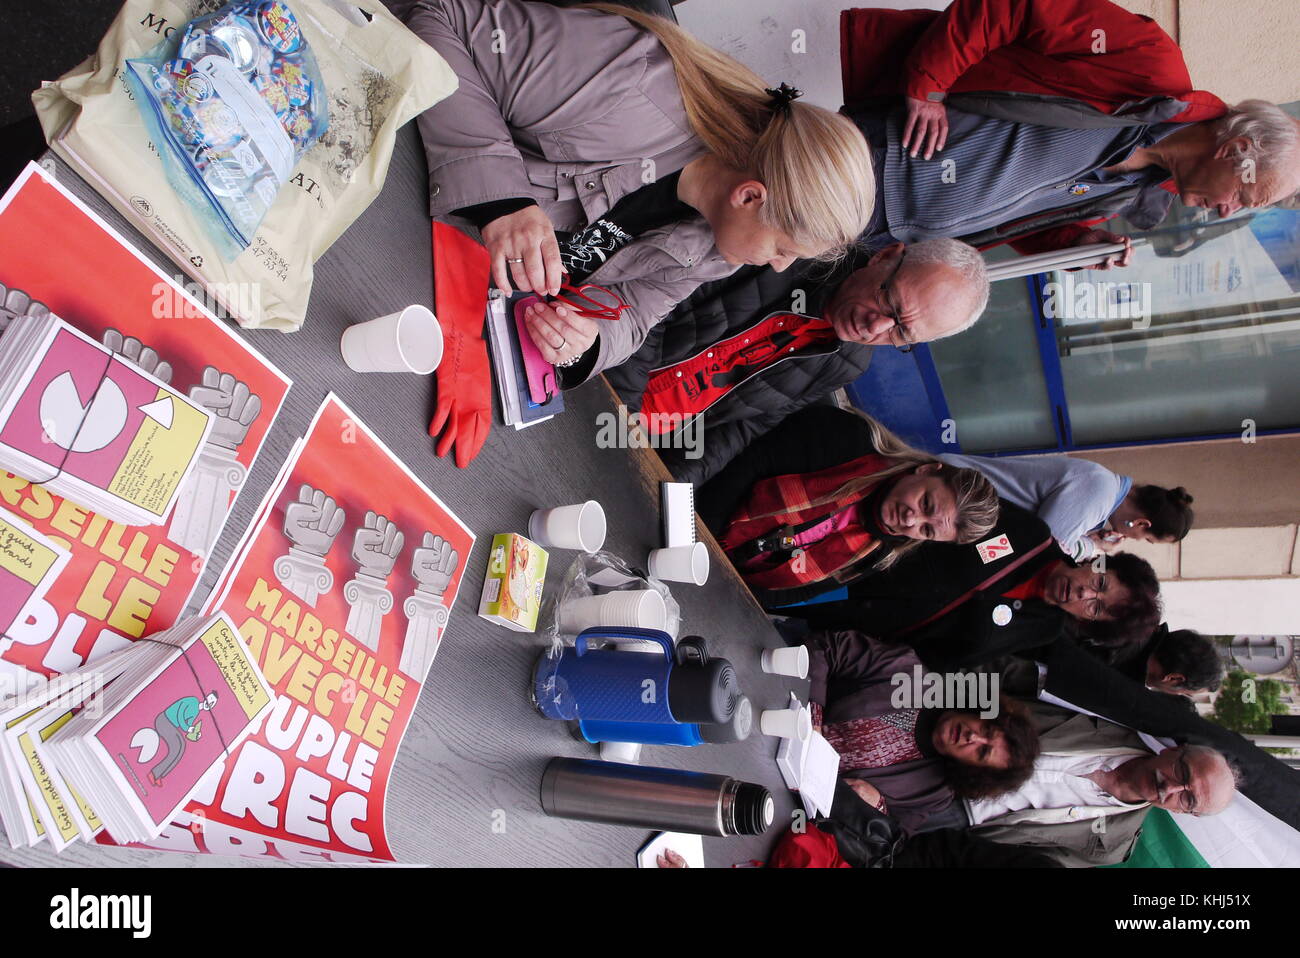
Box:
[697,404,999,610]
[405,0,875,384]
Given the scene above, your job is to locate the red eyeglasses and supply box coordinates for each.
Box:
[551,278,630,322]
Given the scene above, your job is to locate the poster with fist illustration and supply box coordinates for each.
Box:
[186,395,474,862]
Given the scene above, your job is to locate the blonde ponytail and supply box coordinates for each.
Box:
[583,3,875,259]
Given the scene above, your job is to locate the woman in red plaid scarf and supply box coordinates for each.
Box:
[698,405,998,610]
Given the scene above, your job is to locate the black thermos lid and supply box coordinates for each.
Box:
[669,658,741,724]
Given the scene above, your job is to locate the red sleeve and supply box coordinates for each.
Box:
[904,0,1194,104]
[903,0,1036,102]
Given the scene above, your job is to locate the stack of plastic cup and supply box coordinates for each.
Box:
[556,589,667,633]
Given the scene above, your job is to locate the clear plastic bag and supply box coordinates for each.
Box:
[538,550,682,656]
[125,1,328,257]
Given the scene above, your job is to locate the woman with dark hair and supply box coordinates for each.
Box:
[697,404,999,610]
[1051,552,1164,662]
[802,628,1039,835]
[898,550,1163,670]
[938,450,1195,562]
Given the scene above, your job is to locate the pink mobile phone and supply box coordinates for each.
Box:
[513,295,558,405]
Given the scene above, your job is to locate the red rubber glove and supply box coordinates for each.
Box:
[429,222,492,468]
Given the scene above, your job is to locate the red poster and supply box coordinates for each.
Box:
[0,163,291,687]
[178,396,475,861]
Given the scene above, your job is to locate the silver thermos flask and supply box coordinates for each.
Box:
[540,758,774,836]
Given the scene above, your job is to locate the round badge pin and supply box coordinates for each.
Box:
[210,16,263,72]
[257,1,304,54]
[194,100,244,151]
[992,604,1013,627]
[272,57,312,107]
[252,73,290,115]
[162,59,214,103]
[280,106,314,143]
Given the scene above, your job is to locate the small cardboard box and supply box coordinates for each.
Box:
[478,533,548,632]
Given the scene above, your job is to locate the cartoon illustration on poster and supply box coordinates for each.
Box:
[0,163,291,688]
[138,395,476,862]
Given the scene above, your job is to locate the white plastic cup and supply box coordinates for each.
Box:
[598,741,643,764]
[647,542,709,586]
[528,500,606,553]
[760,646,809,679]
[340,304,443,374]
[760,707,812,741]
[556,589,666,633]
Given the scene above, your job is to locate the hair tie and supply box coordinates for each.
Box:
[764,82,803,117]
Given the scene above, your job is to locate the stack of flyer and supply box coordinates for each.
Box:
[485,291,564,429]
[0,313,212,526]
[0,613,272,847]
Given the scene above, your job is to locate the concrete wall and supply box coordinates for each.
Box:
[1067,433,1300,530]
[1163,578,1300,633]
[678,1,1300,107]
[1178,1,1300,104]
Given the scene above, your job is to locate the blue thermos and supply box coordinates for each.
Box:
[531,629,747,745]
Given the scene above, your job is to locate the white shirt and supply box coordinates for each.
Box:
[966,752,1150,825]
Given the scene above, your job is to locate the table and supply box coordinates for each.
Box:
[0,125,808,867]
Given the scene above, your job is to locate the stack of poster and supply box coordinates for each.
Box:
[486,292,564,429]
[0,163,290,691]
[0,314,212,526]
[41,613,272,844]
[124,394,475,862]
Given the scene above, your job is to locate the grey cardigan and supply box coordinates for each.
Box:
[406,0,736,377]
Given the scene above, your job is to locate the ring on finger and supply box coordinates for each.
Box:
[507,257,524,264]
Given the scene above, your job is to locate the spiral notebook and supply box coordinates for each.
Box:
[661,482,696,548]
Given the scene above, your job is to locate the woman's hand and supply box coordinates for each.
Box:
[1087,529,1124,554]
[481,206,563,296]
[523,301,598,367]
[1067,228,1134,271]
[843,777,885,811]
[655,849,688,868]
[902,96,948,160]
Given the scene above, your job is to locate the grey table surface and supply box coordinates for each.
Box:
[0,125,808,868]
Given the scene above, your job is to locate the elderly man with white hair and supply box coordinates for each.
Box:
[967,701,1239,867]
[605,235,990,483]
[842,0,1300,270]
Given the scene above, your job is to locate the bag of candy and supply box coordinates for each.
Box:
[126,1,329,257]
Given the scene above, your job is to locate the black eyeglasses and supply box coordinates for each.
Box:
[880,250,914,353]
[1084,572,1109,620]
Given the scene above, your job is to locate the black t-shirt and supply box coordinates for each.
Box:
[555,171,689,283]
[454,171,690,283]
[455,172,692,384]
